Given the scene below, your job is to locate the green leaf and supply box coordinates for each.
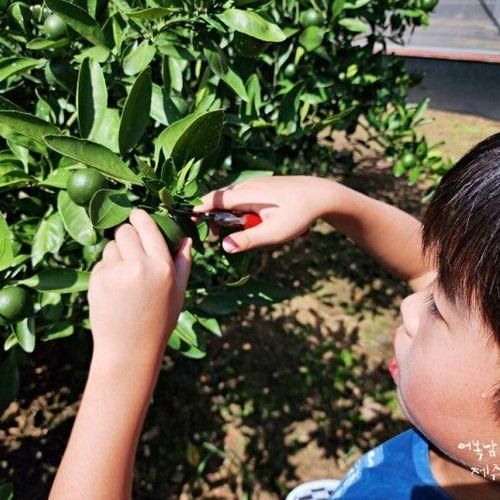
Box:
[345,0,371,9]
[0,57,44,84]
[8,2,31,32]
[89,189,132,229]
[3,332,18,351]
[0,167,31,192]
[196,316,222,337]
[44,135,143,185]
[220,67,249,102]
[0,352,19,415]
[0,212,14,272]
[40,321,74,341]
[168,329,206,359]
[0,95,23,112]
[40,167,73,189]
[0,483,14,500]
[226,170,273,185]
[299,26,324,51]
[77,58,108,138]
[26,38,69,50]
[87,0,107,18]
[156,110,224,167]
[15,317,35,353]
[175,311,201,346]
[410,97,430,127]
[0,111,60,145]
[44,59,77,93]
[31,212,65,267]
[119,67,152,155]
[45,0,109,47]
[74,46,111,64]
[123,41,156,76]
[245,74,262,115]
[226,274,251,287]
[151,84,180,125]
[277,82,303,135]
[338,17,370,33]
[150,212,184,253]
[331,0,346,20]
[57,191,97,246]
[39,292,63,322]
[19,268,90,293]
[408,166,421,184]
[197,294,240,316]
[165,57,185,93]
[127,7,179,20]
[217,9,286,42]
[89,108,120,153]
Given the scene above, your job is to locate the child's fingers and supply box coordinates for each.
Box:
[102,240,121,263]
[129,208,172,264]
[195,188,255,213]
[174,238,193,295]
[114,223,145,261]
[221,223,275,253]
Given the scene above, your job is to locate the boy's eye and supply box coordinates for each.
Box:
[425,293,441,319]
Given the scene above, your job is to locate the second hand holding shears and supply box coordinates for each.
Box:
[169,205,263,230]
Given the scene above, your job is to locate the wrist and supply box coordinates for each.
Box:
[90,342,164,383]
[305,177,343,219]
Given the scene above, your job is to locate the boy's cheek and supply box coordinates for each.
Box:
[397,344,494,466]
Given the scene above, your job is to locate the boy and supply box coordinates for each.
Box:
[50,134,500,499]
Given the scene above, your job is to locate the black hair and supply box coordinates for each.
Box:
[420,132,500,422]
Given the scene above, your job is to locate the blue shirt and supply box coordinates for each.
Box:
[329,428,452,499]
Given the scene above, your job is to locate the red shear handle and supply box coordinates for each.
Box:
[241,213,262,229]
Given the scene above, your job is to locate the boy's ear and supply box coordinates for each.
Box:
[407,270,438,293]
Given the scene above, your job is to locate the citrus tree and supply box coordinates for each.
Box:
[0,0,444,420]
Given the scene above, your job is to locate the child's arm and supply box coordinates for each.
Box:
[319,181,435,291]
[195,176,433,291]
[49,209,193,500]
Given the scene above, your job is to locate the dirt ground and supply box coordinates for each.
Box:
[0,108,498,499]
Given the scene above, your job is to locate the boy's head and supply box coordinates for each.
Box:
[392,133,500,478]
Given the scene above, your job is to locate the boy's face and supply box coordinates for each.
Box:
[392,278,500,476]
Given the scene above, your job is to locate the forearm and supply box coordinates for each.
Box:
[316,179,430,282]
[49,352,161,500]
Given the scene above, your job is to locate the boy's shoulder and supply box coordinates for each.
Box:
[329,428,452,499]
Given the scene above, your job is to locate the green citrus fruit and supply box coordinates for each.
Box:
[402,152,417,168]
[0,287,33,324]
[283,63,297,78]
[150,213,185,254]
[43,14,67,40]
[420,0,438,11]
[300,10,323,27]
[67,169,108,207]
[233,32,269,58]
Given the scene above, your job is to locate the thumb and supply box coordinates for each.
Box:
[174,238,193,293]
[222,224,273,253]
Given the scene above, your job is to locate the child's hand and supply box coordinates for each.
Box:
[195,175,335,253]
[87,208,192,368]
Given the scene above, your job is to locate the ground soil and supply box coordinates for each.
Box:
[0,109,497,499]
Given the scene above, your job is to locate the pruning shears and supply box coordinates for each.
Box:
[170,205,263,230]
